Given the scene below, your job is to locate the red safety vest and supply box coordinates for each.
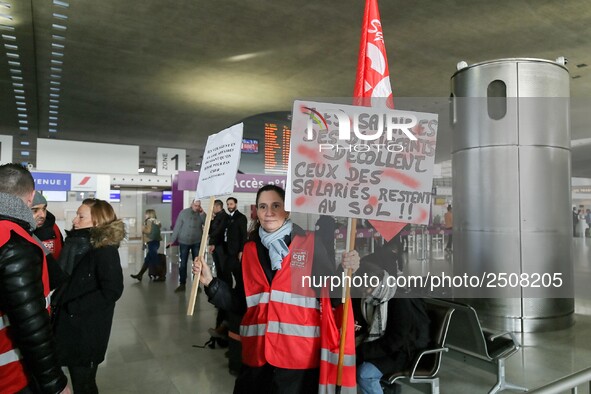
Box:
[240,232,321,369]
[39,223,63,260]
[318,295,357,393]
[0,220,51,394]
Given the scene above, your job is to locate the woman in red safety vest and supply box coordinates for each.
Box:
[193,184,360,394]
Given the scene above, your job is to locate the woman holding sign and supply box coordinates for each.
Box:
[193,184,360,393]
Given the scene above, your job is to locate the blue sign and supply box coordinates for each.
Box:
[109,190,121,202]
[31,172,71,191]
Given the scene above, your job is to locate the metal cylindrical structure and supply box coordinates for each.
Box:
[451,58,573,332]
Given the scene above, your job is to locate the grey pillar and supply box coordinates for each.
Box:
[451,58,573,332]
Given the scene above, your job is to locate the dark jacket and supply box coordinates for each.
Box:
[33,210,64,258]
[209,210,228,246]
[358,298,430,374]
[53,220,125,366]
[57,228,93,276]
[0,193,68,394]
[225,210,247,257]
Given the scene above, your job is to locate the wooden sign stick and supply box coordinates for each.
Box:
[336,217,357,392]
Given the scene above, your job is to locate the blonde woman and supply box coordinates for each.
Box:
[53,198,125,393]
[131,209,163,281]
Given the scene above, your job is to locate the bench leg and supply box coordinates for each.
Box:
[408,377,440,394]
[488,359,528,394]
[431,377,440,394]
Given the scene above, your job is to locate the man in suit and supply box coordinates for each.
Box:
[224,197,247,274]
[208,200,229,286]
[208,200,230,339]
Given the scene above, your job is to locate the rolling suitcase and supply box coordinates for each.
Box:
[149,253,167,281]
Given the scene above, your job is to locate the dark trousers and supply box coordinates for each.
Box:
[401,235,408,251]
[145,240,160,267]
[68,364,99,394]
[228,336,242,372]
[234,364,319,394]
[213,244,230,286]
[445,232,453,250]
[179,242,200,285]
[137,240,160,276]
[212,244,229,327]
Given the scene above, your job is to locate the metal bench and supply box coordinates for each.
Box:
[428,298,528,394]
[381,301,455,394]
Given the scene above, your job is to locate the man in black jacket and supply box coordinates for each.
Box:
[224,197,247,275]
[0,163,70,394]
[208,200,230,287]
[357,297,430,394]
[32,191,64,260]
[223,197,248,374]
[208,199,230,337]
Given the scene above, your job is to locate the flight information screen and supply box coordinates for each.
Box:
[264,122,291,174]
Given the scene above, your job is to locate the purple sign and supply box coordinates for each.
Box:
[177,171,286,193]
[31,172,71,191]
[233,174,286,193]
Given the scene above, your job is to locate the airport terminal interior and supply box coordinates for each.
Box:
[3,0,591,393]
[96,236,591,393]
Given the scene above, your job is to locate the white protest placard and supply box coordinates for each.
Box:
[286,100,438,225]
[196,123,243,199]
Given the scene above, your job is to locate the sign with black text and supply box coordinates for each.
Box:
[196,123,243,199]
[157,147,186,175]
[286,100,438,225]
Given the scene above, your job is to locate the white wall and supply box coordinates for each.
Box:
[36,138,139,174]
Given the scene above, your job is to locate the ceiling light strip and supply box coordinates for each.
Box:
[53,0,70,8]
[48,1,72,136]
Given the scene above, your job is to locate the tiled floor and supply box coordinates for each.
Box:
[91,238,591,393]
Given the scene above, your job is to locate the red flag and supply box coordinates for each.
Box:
[354,0,393,108]
[354,0,405,241]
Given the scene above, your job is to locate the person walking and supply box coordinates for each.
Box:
[444,205,453,252]
[53,198,125,394]
[131,209,163,281]
[167,200,206,292]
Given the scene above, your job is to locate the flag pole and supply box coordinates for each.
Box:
[336,217,357,392]
[187,195,216,316]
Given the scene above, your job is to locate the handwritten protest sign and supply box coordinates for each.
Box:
[196,123,244,199]
[286,100,438,225]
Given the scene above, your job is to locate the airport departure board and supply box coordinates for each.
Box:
[264,122,291,174]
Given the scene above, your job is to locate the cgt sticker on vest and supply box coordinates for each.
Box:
[291,249,308,269]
